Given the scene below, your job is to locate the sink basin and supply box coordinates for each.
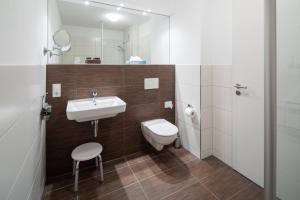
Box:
[66,96,126,122]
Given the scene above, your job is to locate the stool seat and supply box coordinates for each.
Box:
[72,142,103,161]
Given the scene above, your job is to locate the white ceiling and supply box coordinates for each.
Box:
[91,0,175,16]
[57,0,157,30]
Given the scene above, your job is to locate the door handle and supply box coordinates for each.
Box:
[234,84,247,90]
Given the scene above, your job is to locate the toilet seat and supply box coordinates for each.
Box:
[143,119,178,136]
[141,119,178,151]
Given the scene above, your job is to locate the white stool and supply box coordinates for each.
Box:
[71,142,104,193]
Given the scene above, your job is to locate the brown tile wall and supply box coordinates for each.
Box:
[46,64,175,179]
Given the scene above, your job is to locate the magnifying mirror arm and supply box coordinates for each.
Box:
[43,47,63,57]
[53,47,61,51]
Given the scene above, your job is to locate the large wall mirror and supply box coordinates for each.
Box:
[47,0,170,65]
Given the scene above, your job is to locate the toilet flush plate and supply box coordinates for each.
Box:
[144,78,159,89]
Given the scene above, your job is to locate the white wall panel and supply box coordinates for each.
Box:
[0,0,47,199]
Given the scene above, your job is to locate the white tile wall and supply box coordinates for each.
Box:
[213,128,232,165]
[177,120,201,158]
[201,65,212,86]
[200,65,233,163]
[212,65,233,166]
[176,65,201,86]
[213,108,232,134]
[171,0,202,158]
[176,84,201,112]
[176,101,200,129]
[0,66,46,200]
[201,107,213,130]
[176,65,201,158]
[201,128,213,158]
[213,87,232,111]
[213,65,232,87]
[201,86,213,108]
[200,65,213,159]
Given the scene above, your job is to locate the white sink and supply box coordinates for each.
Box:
[66,96,126,122]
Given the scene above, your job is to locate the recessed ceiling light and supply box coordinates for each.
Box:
[105,13,123,22]
[117,7,121,11]
[84,1,90,5]
[119,3,125,7]
[147,9,152,12]
[142,12,147,16]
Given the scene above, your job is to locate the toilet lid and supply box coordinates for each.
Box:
[143,119,178,137]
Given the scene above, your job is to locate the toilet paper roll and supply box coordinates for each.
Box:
[185,106,196,118]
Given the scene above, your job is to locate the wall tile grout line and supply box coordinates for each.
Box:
[122,149,201,199]
[115,149,199,199]
[213,105,233,113]
[44,150,261,200]
[45,147,236,200]
[226,182,253,200]
[159,180,200,200]
[45,150,169,194]
[126,159,150,200]
[0,99,37,141]
[135,165,180,183]
[185,166,226,200]
[90,182,139,200]
[212,85,233,88]
[46,169,141,199]
[199,182,221,200]
[45,159,130,194]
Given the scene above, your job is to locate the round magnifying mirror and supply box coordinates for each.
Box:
[53,29,71,53]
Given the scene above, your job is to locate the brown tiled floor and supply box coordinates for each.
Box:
[44,147,264,200]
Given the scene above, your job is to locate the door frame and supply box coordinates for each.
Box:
[264,0,277,199]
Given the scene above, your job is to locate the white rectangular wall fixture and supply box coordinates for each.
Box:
[52,84,61,98]
[144,78,159,90]
[164,101,173,109]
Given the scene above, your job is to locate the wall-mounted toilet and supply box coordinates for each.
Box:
[141,119,178,151]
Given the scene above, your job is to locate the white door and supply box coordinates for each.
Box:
[232,0,264,187]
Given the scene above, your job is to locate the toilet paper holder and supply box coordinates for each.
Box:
[185,104,196,118]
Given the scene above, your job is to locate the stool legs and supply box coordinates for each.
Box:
[98,155,104,182]
[73,160,76,176]
[95,157,99,167]
[74,161,80,193]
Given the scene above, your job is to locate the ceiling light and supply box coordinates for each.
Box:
[147,9,152,12]
[84,1,90,5]
[119,3,125,7]
[105,13,123,22]
[142,12,147,16]
[117,7,121,11]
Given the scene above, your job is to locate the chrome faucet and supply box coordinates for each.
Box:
[92,91,98,105]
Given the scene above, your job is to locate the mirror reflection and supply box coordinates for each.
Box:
[53,29,71,53]
[48,0,170,65]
